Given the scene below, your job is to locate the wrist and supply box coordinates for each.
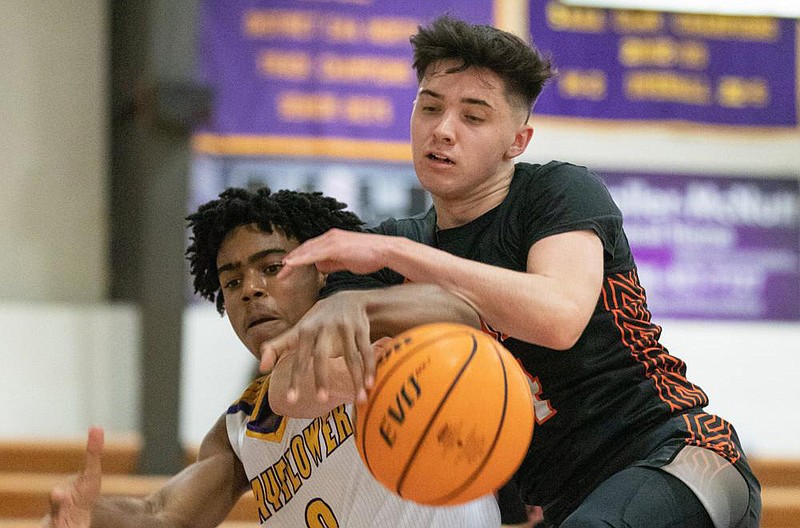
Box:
[379,235,421,281]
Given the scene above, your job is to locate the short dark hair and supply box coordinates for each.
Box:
[186,187,363,314]
[410,16,555,113]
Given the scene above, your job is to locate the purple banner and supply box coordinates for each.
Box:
[530,3,798,127]
[602,171,800,321]
[197,0,493,157]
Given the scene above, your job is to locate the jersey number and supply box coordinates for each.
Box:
[529,375,557,424]
[305,498,339,528]
[512,356,557,425]
[486,324,557,424]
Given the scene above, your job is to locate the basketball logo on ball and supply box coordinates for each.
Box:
[355,322,534,506]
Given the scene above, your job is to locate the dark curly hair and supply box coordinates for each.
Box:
[410,15,555,114]
[186,187,363,314]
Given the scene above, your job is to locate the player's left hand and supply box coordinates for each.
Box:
[260,290,376,403]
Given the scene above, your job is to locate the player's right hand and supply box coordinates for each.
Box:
[278,228,391,277]
[43,427,104,528]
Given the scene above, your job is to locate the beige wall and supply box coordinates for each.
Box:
[0,0,108,302]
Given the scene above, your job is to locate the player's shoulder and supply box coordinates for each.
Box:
[227,374,271,416]
[513,161,610,199]
[369,207,436,244]
[226,374,288,441]
[515,160,598,183]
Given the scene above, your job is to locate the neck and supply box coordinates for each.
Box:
[433,166,514,229]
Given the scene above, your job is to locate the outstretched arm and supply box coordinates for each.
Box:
[265,228,602,397]
[260,282,481,400]
[44,418,249,528]
[277,228,602,348]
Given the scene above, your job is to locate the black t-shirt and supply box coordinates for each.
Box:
[324,161,739,522]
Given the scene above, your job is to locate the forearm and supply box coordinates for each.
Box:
[358,283,481,339]
[90,495,170,528]
[90,450,243,528]
[382,237,591,349]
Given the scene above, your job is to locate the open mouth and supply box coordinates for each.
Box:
[427,152,454,164]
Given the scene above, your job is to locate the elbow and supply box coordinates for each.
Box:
[545,330,583,351]
[454,300,482,329]
[538,308,589,351]
[444,289,482,329]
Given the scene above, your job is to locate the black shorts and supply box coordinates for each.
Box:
[559,465,713,528]
[543,411,761,527]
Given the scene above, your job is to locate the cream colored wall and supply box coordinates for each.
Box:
[0,0,108,302]
[0,302,140,437]
[0,1,133,438]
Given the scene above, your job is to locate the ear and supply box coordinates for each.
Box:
[317,271,328,290]
[505,124,534,159]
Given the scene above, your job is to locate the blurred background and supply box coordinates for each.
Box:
[0,0,798,524]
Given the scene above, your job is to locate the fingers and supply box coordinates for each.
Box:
[279,229,384,278]
[336,324,365,403]
[264,293,376,405]
[44,428,102,528]
[260,330,298,373]
[313,317,373,403]
[72,427,103,509]
[311,334,332,403]
[48,487,66,522]
[83,427,104,481]
[356,318,376,391]
[371,336,394,357]
[278,232,337,279]
[260,343,277,374]
[527,505,544,525]
[290,325,315,401]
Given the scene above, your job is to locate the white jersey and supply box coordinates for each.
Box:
[226,376,501,527]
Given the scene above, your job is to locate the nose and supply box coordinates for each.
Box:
[432,112,455,144]
[241,270,267,302]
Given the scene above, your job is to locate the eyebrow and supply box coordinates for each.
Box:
[217,248,286,274]
[418,89,495,110]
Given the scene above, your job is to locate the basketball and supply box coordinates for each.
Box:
[354,322,534,506]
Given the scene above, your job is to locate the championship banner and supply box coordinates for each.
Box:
[602,171,800,321]
[194,0,493,161]
[530,2,799,127]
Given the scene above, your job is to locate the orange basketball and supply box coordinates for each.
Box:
[355,322,534,506]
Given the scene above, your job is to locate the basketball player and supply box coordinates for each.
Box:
[260,16,762,528]
[43,187,502,527]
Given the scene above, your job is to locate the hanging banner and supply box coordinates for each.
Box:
[530,2,798,127]
[602,171,800,321]
[194,0,493,160]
